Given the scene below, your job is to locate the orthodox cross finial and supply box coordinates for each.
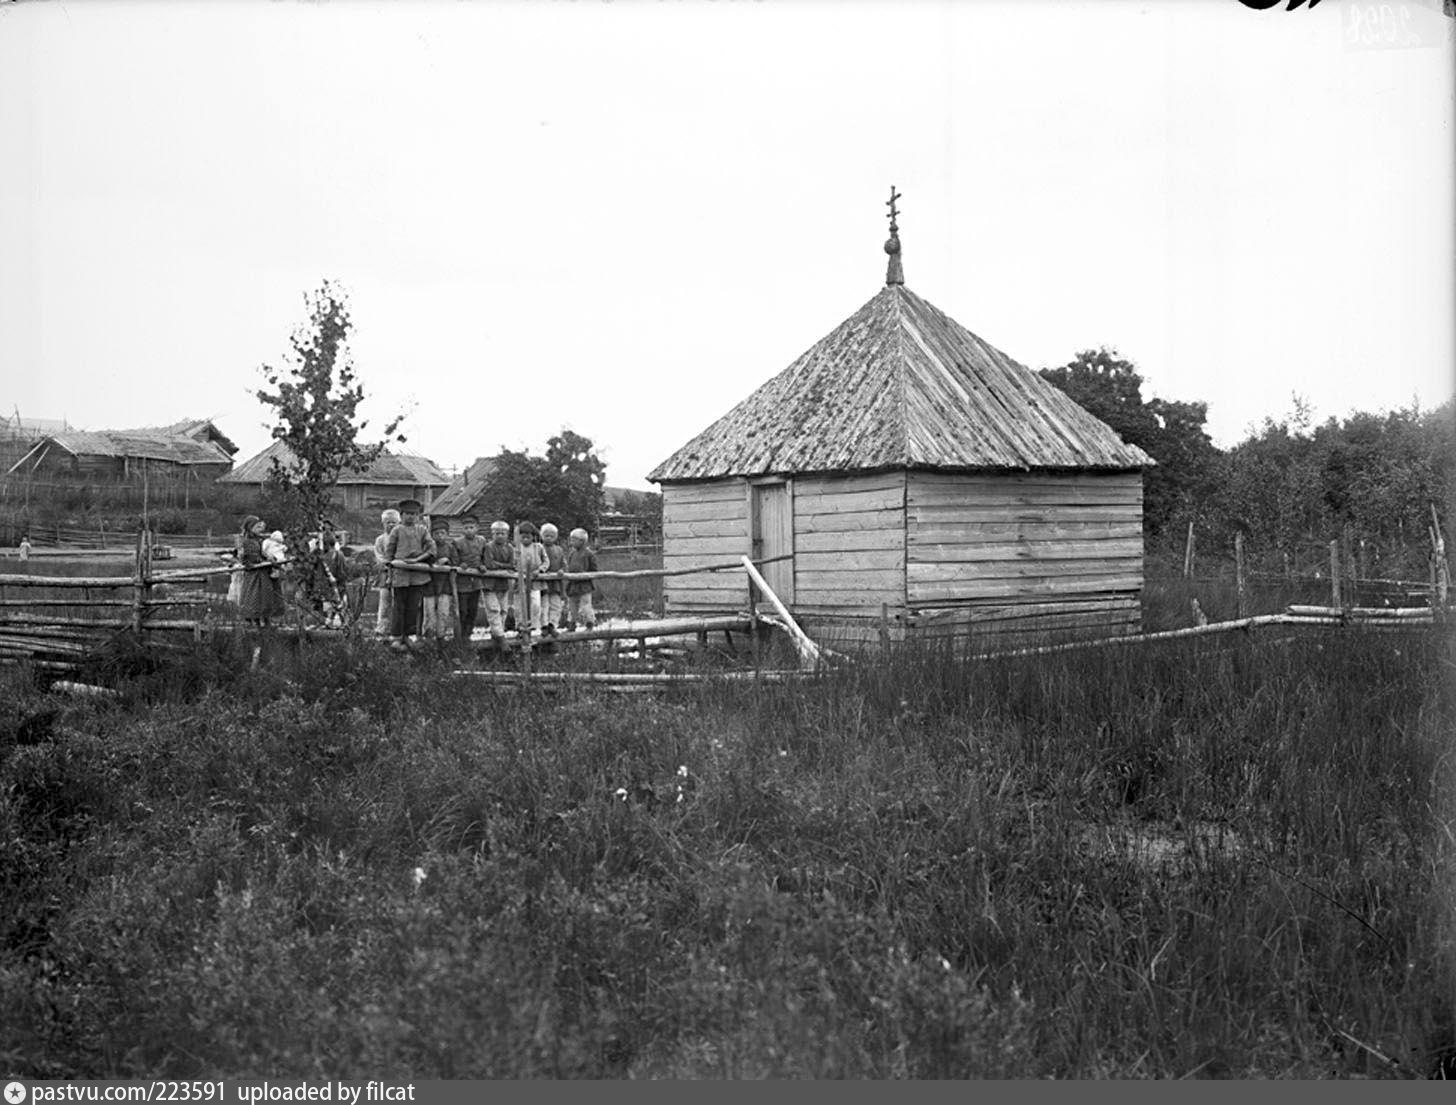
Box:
[884,185,904,286]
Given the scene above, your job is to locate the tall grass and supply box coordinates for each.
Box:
[1,623,1451,1078]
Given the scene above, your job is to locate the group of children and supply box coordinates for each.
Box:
[374,499,600,652]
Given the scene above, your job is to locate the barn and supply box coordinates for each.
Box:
[647,212,1154,648]
[218,441,449,513]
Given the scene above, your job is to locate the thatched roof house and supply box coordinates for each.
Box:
[218,440,449,512]
[7,420,236,480]
[648,196,1153,646]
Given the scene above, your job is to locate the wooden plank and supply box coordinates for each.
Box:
[908,488,1144,511]
[908,505,1141,525]
[793,567,904,588]
[908,576,1143,602]
[910,471,1142,492]
[907,540,1144,563]
[663,581,747,599]
[907,522,1143,544]
[662,542,748,563]
[911,603,1138,628]
[663,519,748,540]
[796,509,906,534]
[910,596,1139,619]
[664,499,749,524]
[662,480,748,506]
[796,528,904,553]
[793,471,906,497]
[791,486,904,514]
[909,558,1142,583]
[796,549,902,572]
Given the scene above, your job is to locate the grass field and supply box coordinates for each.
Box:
[1,565,1451,1077]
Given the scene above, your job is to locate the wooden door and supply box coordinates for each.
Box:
[750,482,794,605]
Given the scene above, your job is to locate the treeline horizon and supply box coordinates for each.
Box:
[1040,349,1454,575]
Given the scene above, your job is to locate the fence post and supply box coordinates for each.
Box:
[1183,522,1195,579]
[1234,533,1246,619]
[879,601,890,653]
[519,551,531,680]
[1329,539,1342,611]
[132,528,148,635]
[1342,523,1356,606]
[1432,503,1450,608]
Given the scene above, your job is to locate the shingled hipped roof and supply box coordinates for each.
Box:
[648,284,1154,482]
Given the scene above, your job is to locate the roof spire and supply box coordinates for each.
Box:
[884,185,904,286]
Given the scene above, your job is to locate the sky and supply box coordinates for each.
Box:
[2,0,1452,490]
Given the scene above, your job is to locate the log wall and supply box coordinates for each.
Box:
[791,471,906,640]
[661,479,751,613]
[905,470,1143,643]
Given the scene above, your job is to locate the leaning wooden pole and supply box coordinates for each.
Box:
[1183,521,1195,579]
[1329,539,1342,611]
[740,556,820,670]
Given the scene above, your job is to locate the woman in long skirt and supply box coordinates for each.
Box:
[237,515,281,626]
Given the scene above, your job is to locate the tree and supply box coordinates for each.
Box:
[255,281,405,539]
[477,429,608,535]
[1039,348,1222,540]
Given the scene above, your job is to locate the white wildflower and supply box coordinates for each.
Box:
[412,866,427,887]
[614,787,628,801]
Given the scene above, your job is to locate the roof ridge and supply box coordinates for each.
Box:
[893,287,912,467]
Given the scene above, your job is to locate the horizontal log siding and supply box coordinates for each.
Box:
[906,470,1143,639]
[661,480,750,613]
[792,472,906,626]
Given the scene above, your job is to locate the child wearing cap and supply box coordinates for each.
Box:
[539,523,566,636]
[384,499,435,648]
[373,508,401,636]
[451,515,488,641]
[481,521,515,653]
[422,518,456,640]
[564,527,599,630]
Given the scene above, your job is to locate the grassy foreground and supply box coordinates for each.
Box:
[1,626,1452,1078]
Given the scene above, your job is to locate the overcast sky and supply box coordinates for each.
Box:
[2,0,1451,489]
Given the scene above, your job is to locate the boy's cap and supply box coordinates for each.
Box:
[431,520,450,533]
[398,499,424,514]
[459,514,479,524]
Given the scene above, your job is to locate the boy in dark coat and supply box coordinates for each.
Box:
[451,515,488,641]
[384,499,435,648]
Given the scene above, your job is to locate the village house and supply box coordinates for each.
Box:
[6,418,237,482]
[648,195,1154,647]
[426,457,499,526]
[218,440,449,513]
